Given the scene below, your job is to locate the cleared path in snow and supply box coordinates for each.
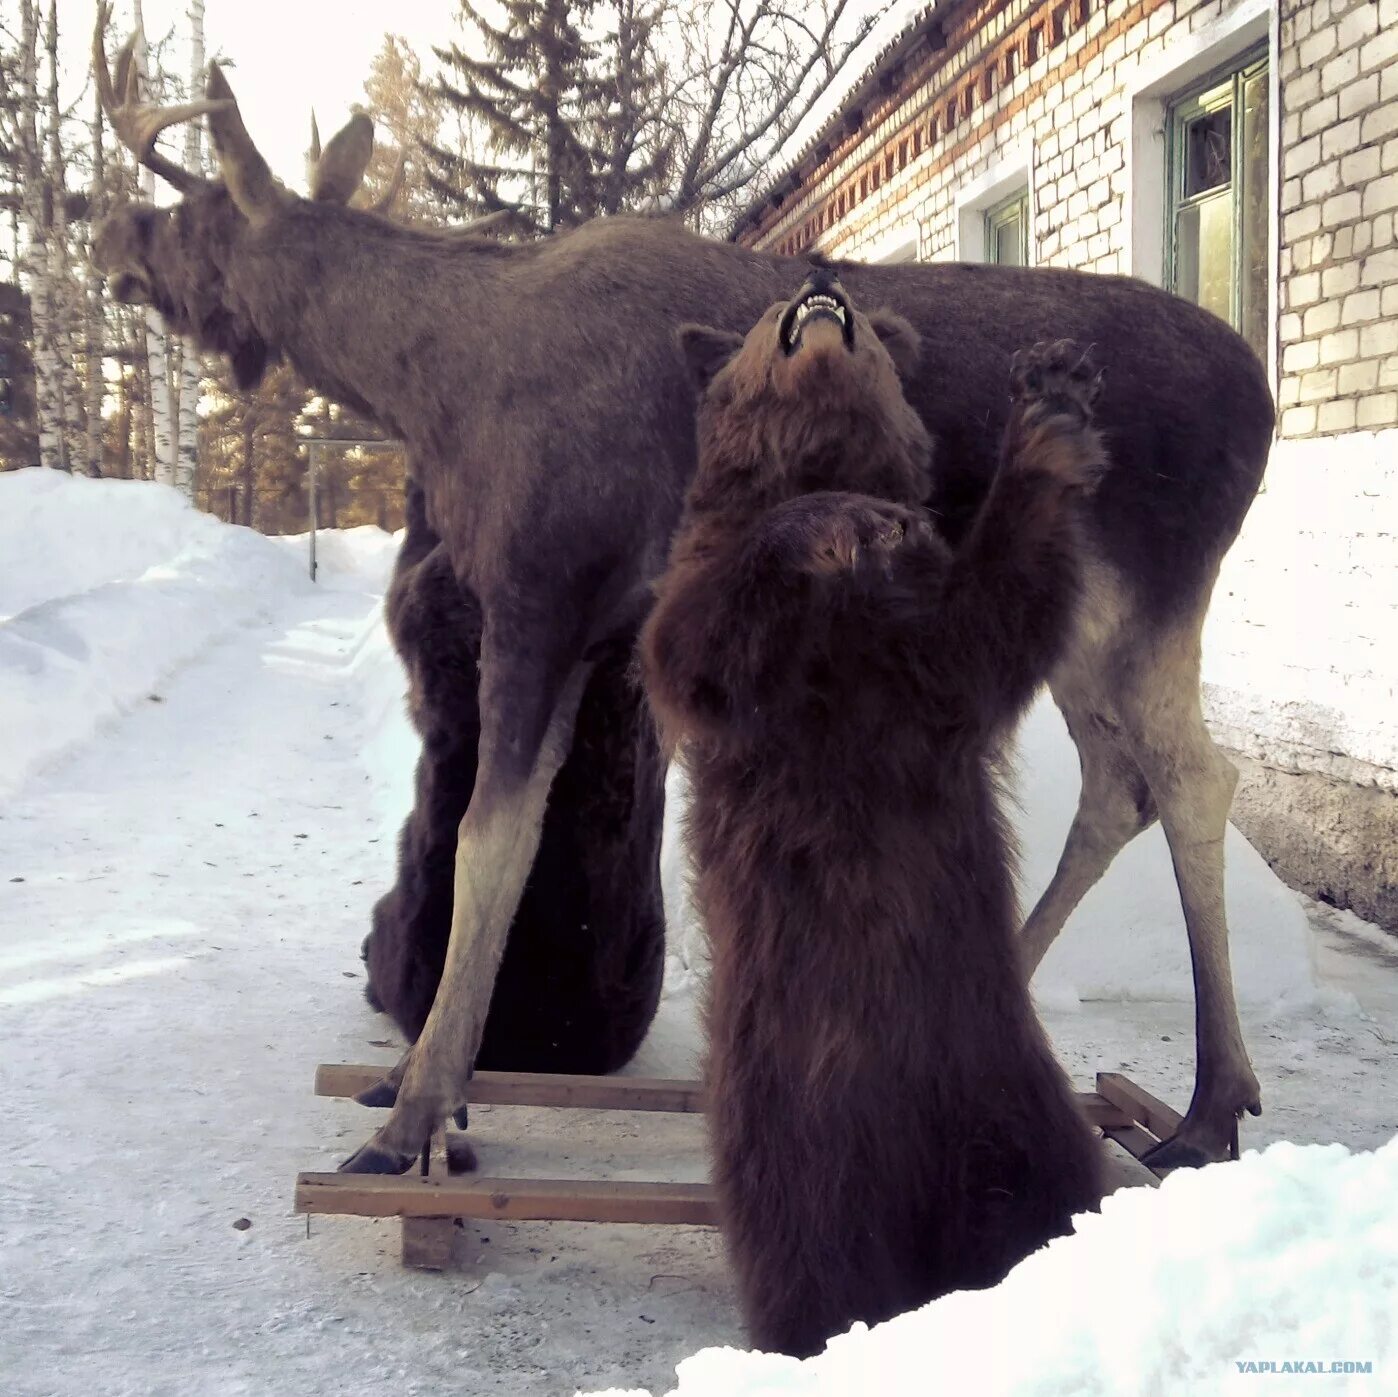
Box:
[1,572,1393,1397]
[0,585,734,1397]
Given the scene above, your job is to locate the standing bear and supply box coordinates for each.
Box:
[641,270,1107,1358]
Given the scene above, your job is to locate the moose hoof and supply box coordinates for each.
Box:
[354,1077,401,1110]
[1142,1094,1261,1170]
[1140,1134,1218,1172]
[338,1139,418,1175]
[356,1074,469,1132]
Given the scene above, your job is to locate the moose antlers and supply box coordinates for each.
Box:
[93,2,227,194]
[95,3,404,219]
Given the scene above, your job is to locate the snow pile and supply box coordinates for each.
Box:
[0,469,309,796]
[662,697,1317,1008]
[585,1135,1398,1397]
[352,598,420,844]
[1014,699,1315,1006]
[0,465,230,621]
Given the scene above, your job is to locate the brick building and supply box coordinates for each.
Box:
[731,0,1397,927]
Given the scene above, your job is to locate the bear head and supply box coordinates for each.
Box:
[676,269,933,515]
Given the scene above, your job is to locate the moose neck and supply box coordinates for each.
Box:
[224,203,519,447]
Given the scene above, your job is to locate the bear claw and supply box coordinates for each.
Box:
[1010,339,1103,419]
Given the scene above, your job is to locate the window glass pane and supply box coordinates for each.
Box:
[994,211,1024,266]
[1184,106,1232,197]
[1175,194,1234,324]
[1239,67,1269,361]
[985,189,1028,266]
[1167,50,1268,349]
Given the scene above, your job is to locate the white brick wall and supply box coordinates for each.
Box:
[1204,429,1398,792]
[1279,0,1398,437]
[740,0,1398,784]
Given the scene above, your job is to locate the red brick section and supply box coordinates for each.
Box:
[736,0,1170,254]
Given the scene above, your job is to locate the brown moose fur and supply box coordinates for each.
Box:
[642,280,1105,1357]
[364,478,665,1071]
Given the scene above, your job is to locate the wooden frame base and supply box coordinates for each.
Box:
[294,1066,1184,1269]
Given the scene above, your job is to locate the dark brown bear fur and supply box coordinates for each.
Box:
[363,477,666,1073]
[641,275,1106,1358]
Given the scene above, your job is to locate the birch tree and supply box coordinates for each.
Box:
[131,0,176,486]
[43,1,83,468]
[13,1,61,468]
[173,0,204,495]
[83,71,107,476]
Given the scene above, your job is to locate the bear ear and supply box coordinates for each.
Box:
[676,324,744,392]
[867,309,921,380]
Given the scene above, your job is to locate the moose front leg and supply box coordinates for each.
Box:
[341,645,592,1174]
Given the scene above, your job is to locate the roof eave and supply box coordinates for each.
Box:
[727,1,960,243]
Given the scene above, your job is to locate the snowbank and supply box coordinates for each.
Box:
[584,1135,1398,1397]
[0,465,234,621]
[352,601,419,843]
[269,524,401,594]
[1015,698,1315,1006]
[0,470,398,799]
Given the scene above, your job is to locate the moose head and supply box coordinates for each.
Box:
[89,4,405,389]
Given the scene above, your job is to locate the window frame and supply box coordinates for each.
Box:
[951,142,1035,265]
[1163,44,1269,340]
[984,188,1031,267]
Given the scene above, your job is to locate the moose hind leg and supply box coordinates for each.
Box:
[1120,620,1261,1168]
[1020,677,1159,976]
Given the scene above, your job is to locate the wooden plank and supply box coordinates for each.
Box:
[1077,1091,1132,1130]
[1095,1072,1185,1141]
[296,1172,718,1226]
[401,1128,459,1268]
[316,1065,1129,1127]
[1102,1123,1168,1181]
[402,1216,456,1268]
[314,1065,707,1114]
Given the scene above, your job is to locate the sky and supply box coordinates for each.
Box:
[62,0,465,194]
[60,0,911,212]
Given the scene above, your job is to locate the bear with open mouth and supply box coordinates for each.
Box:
[641,270,1108,1358]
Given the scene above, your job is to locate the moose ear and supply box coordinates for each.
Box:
[310,110,375,205]
[676,324,744,392]
[867,309,921,380]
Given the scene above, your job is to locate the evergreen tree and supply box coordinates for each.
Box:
[587,0,669,218]
[423,0,668,233]
[362,35,453,225]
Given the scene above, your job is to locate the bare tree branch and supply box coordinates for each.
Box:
[658,0,895,230]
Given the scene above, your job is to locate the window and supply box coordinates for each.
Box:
[985,189,1030,266]
[954,147,1033,264]
[1165,48,1268,358]
[871,226,919,264]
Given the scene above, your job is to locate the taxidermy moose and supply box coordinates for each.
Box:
[91,13,1275,1175]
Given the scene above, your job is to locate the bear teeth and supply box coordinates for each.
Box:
[794,296,847,327]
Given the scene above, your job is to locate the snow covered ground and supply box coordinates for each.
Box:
[1,470,1394,1397]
